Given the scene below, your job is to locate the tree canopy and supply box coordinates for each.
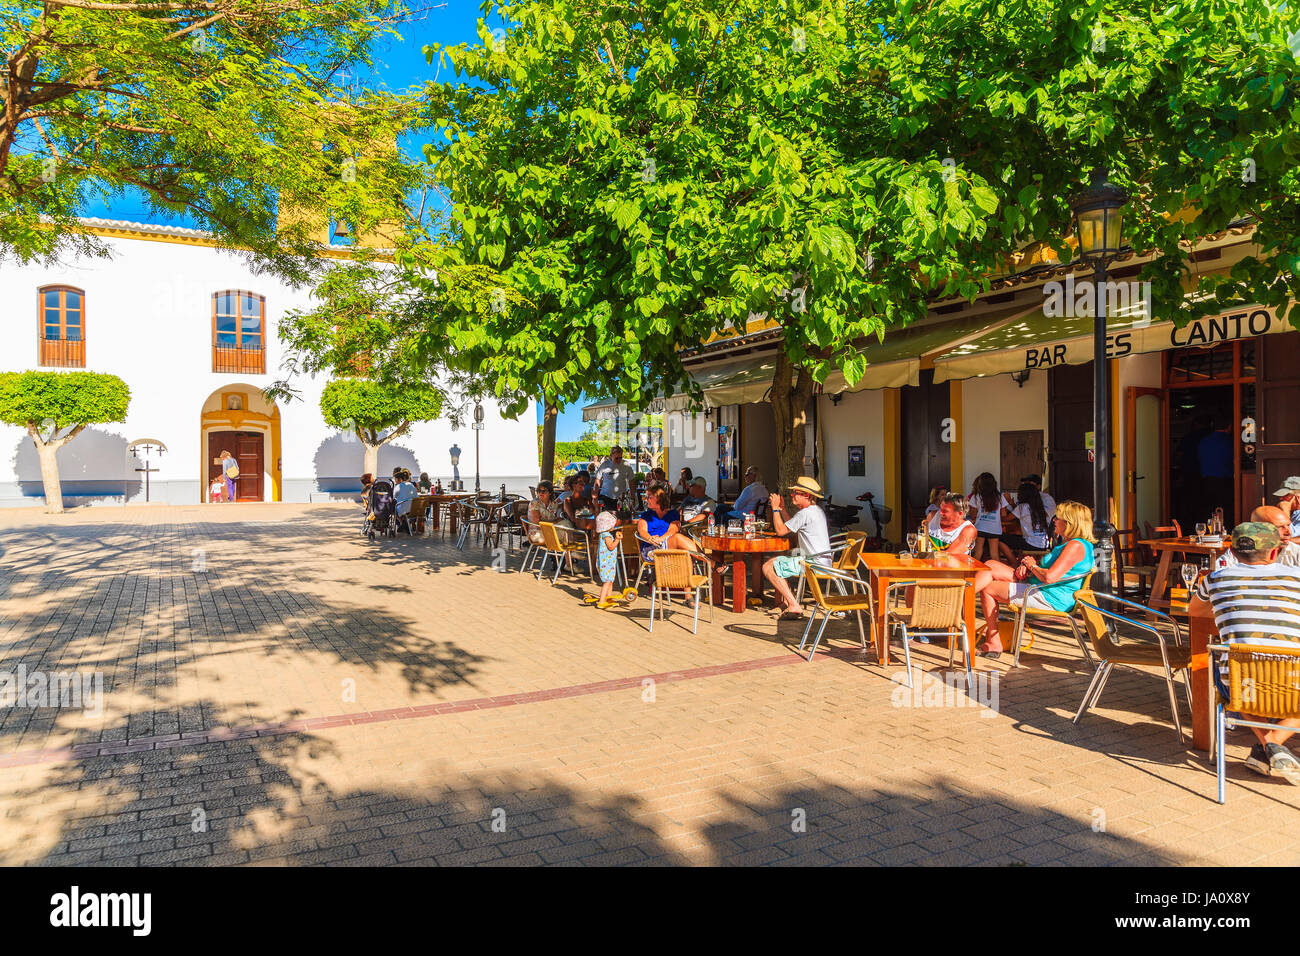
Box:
[1,0,427,277]
[0,369,129,433]
[319,377,442,444]
[417,0,1300,484]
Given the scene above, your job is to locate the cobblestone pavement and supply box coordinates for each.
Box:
[0,503,1295,866]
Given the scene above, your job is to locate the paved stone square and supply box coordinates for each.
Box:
[0,503,1295,866]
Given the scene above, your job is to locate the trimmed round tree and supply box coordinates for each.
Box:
[0,371,130,513]
[319,378,443,479]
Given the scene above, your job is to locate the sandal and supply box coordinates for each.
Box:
[778,611,804,621]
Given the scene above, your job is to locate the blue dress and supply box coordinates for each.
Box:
[597,532,619,584]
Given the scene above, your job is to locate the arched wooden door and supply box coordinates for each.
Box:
[208,430,264,501]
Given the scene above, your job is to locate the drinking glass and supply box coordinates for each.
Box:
[906,533,919,554]
[1195,522,1207,539]
[1180,562,1198,590]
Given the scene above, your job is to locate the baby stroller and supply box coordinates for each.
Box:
[364,478,398,540]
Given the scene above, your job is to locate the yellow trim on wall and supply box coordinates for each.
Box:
[883,389,901,542]
[71,222,391,262]
[948,380,963,493]
[1111,358,1121,527]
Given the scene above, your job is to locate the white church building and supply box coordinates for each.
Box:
[0,218,539,507]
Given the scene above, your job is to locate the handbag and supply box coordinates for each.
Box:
[227,463,240,479]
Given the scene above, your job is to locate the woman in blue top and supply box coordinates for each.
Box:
[973,500,1096,659]
[635,487,700,561]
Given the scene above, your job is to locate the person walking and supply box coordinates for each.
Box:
[219,450,239,503]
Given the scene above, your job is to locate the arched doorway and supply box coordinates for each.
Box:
[199,385,281,502]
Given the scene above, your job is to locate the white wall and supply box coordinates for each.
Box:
[819,389,885,504]
[959,371,1049,495]
[665,410,719,496]
[0,230,538,504]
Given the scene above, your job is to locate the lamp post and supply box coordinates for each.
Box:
[472,401,485,494]
[1069,168,1129,594]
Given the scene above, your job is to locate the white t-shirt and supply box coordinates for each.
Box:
[1012,502,1053,549]
[786,504,832,566]
[927,514,974,554]
[595,460,634,500]
[972,493,1011,534]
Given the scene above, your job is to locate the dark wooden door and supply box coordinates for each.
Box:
[1048,362,1095,509]
[901,369,951,526]
[208,430,264,501]
[1257,331,1300,508]
[1000,430,1044,493]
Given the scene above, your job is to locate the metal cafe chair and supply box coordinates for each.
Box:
[1209,642,1300,803]
[648,550,714,634]
[535,521,589,584]
[795,535,865,604]
[1073,590,1193,742]
[518,518,545,575]
[798,563,873,662]
[455,500,492,550]
[881,580,974,689]
[1006,571,1096,669]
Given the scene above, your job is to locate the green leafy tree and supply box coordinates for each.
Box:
[319,377,443,478]
[0,0,427,276]
[427,0,1300,488]
[0,370,129,513]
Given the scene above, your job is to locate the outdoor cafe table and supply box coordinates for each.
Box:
[422,492,475,536]
[1140,537,1231,609]
[858,552,989,667]
[701,532,790,614]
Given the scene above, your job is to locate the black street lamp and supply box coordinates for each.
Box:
[1069,168,1129,593]
[473,401,485,494]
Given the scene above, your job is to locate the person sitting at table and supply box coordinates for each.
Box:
[1273,476,1300,537]
[360,473,373,499]
[924,485,947,520]
[762,477,833,621]
[1192,521,1300,782]
[636,487,699,560]
[716,467,768,524]
[417,472,432,493]
[999,478,1054,558]
[676,467,694,496]
[563,472,596,527]
[528,480,568,544]
[1215,505,1300,569]
[393,470,418,532]
[680,476,717,525]
[972,500,1096,659]
[926,493,976,555]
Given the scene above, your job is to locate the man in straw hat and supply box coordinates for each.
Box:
[762,476,833,621]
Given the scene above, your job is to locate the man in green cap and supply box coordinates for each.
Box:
[1193,521,1300,783]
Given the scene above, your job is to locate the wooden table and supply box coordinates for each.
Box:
[859,552,989,667]
[1187,598,1216,752]
[701,533,790,614]
[423,493,475,536]
[1141,537,1230,608]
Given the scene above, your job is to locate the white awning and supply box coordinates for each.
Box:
[581,398,621,421]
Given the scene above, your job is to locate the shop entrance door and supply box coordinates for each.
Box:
[900,369,950,528]
[1124,387,1164,533]
[1257,331,1300,509]
[1047,362,1095,510]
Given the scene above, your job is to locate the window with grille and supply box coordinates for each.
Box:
[38,286,86,367]
[212,291,265,374]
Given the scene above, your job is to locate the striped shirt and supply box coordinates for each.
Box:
[1196,562,1300,649]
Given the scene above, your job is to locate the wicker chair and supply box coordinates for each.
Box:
[536,521,588,583]
[883,580,974,688]
[1209,642,1300,803]
[1073,590,1193,741]
[648,549,713,633]
[1007,571,1096,669]
[795,535,865,604]
[798,563,873,662]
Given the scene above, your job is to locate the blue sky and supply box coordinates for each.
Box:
[75,0,593,438]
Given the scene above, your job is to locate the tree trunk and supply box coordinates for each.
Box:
[362,441,380,480]
[539,394,558,482]
[36,441,64,514]
[770,352,816,492]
